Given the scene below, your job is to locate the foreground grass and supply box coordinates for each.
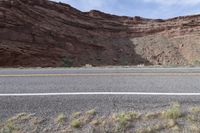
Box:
[1,103,200,133]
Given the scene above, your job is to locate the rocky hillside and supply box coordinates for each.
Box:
[0,0,200,67]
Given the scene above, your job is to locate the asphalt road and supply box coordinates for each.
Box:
[1,67,200,118]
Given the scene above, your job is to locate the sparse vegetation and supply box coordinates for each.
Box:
[171,125,181,132]
[2,103,200,132]
[7,113,31,122]
[189,106,200,114]
[166,119,177,128]
[72,112,81,118]
[189,124,200,132]
[70,119,81,128]
[187,114,197,123]
[193,60,200,65]
[86,109,96,116]
[62,57,73,67]
[136,124,164,133]
[2,121,18,133]
[144,112,161,119]
[116,112,130,129]
[116,112,140,127]
[55,113,67,124]
[187,106,200,131]
[161,102,181,119]
[90,119,101,126]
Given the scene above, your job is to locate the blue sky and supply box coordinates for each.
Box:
[52,0,200,19]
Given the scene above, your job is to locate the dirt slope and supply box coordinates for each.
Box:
[0,0,200,67]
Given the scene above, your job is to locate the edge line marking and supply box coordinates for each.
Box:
[0,92,200,96]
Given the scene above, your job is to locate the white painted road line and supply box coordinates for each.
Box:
[0,92,200,96]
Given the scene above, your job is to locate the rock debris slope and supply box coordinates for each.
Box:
[0,0,200,67]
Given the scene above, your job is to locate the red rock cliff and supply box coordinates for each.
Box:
[0,0,200,67]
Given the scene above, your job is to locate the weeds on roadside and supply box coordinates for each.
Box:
[161,102,181,120]
[71,119,81,128]
[55,113,67,124]
[86,109,96,116]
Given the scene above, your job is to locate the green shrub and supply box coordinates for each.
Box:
[62,57,73,67]
[71,119,81,128]
[193,60,200,65]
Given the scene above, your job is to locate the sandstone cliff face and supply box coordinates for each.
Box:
[0,0,200,67]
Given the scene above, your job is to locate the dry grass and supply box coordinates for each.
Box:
[161,102,182,120]
[72,112,81,118]
[55,113,67,124]
[189,106,200,114]
[144,112,161,120]
[189,124,200,132]
[70,119,81,128]
[116,112,140,129]
[86,109,96,116]
[166,119,177,128]
[1,113,33,133]
[136,124,164,133]
[90,119,101,126]
[2,102,200,133]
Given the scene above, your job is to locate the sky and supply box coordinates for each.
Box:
[52,0,200,19]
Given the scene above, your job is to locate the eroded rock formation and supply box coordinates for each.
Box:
[0,0,200,67]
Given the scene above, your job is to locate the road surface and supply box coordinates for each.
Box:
[1,67,200,118]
